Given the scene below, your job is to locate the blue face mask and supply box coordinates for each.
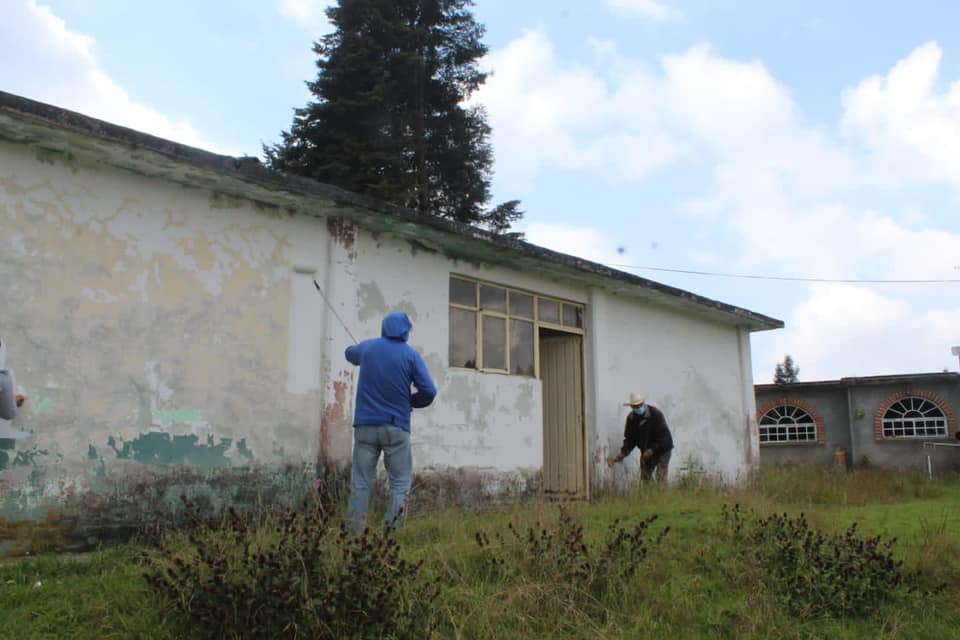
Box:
[633,405,646,416]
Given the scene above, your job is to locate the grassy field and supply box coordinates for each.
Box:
[1,465,958,639]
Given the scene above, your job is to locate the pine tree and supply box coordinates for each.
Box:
[774,355,800,384]
[265,0,521,231]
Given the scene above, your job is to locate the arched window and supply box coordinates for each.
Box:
[759,404,819,444]
[881,396,947,439]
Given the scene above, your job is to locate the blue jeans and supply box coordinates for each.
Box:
[346,425,412,534]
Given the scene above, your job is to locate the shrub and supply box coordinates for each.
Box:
[474,506,668,601]
[143,495,439,639]
[721,503,935,619]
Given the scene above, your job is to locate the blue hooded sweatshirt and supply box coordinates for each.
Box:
[344,312,436,432]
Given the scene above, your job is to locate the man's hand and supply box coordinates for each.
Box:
[642,448,654,461]
[607,452,625,467]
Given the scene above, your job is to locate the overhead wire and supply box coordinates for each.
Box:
[601,264,960,284]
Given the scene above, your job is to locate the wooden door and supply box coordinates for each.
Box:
[540,333,586,498]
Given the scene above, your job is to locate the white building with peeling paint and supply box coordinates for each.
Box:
[0,92,781,548]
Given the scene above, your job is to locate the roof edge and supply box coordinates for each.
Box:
[755,371,960,391]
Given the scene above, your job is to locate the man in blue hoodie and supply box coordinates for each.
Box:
[0,338,26,421]
[344,312,436,533]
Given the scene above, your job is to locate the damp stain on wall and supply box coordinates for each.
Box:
[357,281,388,321]
[327,217,356,251]
[0,464,318,557]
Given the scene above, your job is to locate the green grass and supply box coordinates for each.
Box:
[2,464,959,639]
[0,545,178,639]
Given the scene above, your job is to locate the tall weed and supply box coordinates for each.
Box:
[472,506,668,618]
[753,464,941,505]
[143,495,438,639]
[721,503,939,619]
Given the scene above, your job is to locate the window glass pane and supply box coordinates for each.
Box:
[562,304,583,328]
[510,320,535,376]
[449,277,476,307]
[509,292,533,319]
[539,298,560,323]
[479,285,507,312]
[449,308,476,368]
[482,315,507,370]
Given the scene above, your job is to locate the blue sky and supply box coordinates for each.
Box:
[4,0,960,382]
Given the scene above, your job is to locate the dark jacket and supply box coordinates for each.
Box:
[345,312,436,432]
[620,404,673,458]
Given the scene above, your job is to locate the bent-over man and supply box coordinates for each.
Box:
[609,392,674,483]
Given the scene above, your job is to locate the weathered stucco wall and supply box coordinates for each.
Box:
[0,140,332,546]
[306,225,557,472]
[0,136,563,541]
[328,238,767,491]
[589,289,759,484]
[326,232,589,483]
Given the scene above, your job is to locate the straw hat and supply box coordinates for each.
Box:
[624,392,646,407]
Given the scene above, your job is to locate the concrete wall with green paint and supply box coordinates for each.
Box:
[0,134,335,539]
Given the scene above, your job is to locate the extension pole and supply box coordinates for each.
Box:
[313,279,358,344]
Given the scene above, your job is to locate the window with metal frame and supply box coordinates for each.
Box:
[448,276,583,376]
[881,397,947,439]
[759,404,818,444]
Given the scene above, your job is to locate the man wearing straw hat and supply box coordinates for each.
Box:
[608,392,674,483]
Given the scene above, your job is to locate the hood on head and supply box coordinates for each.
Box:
[381,312,412,341]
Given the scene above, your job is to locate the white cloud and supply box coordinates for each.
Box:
[476,30,684,193]
[842,42,960,187]
[778,284,910,365]
[481,32,960,380]
[606,0,676,20]
[521,222,626,266]
[661,44,796,147]
[756,284,960,381]
[277,0,334,33]
[657,44,861,197]
[854,211,960,280]
[477,36,857,196]
[923,309,960,355]
[0,0,229,153]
